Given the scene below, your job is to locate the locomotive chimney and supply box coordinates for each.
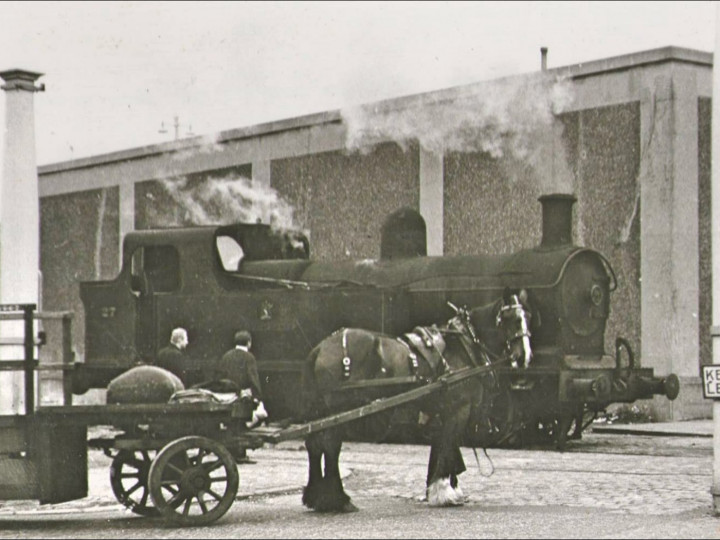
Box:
[539,193,576,248]
[380,207,427,260]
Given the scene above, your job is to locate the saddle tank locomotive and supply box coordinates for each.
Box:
[74,193,679,448]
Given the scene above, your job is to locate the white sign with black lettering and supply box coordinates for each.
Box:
[702,365,720,399]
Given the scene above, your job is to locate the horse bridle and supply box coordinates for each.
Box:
[495,295,531,342]
[444,307,486,369]
[495,294,532,368]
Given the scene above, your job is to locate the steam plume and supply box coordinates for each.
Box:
[159,175,303,233]
[342,72,576,193]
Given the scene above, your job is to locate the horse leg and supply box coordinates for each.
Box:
[302,433,325,509]
[310,429,357,513]
[449,446,465,500]
[426,402,470,507]
[569,404,585,440]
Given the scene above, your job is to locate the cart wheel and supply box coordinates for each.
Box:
[148,436,239,526]
[110,449,159,516]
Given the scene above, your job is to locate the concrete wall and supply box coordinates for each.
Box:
[271,142,419,261]
[40,187,119,363]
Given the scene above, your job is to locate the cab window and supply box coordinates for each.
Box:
[216,235,245,271]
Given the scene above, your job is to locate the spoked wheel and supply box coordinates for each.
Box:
[110,449,159,516]
[148,436,239,526]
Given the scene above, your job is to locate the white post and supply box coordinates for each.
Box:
[710,4,720,516]
[0,69,43,414]
[419,148,444,256]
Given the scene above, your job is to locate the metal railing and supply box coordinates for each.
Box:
[0,304,74,414]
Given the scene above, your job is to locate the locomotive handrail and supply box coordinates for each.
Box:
[398,248,618,293]
[544,248,616,292]
[230,273,311,289]
[595,251,618,292]
[231,272,368,290]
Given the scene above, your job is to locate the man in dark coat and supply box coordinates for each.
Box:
[215,330,267,429]
[157,327,190,384]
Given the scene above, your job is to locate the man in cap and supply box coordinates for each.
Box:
[215,330,267,428]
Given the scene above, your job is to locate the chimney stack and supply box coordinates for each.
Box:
[541,47,548,71]
[380,207,427,260]
[538,193,576,248]
[0,68,44,414]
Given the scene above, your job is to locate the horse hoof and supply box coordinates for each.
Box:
[427,478,466,507]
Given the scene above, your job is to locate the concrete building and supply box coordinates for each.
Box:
[35,46,713,420]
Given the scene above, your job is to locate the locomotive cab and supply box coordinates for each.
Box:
[75,223,310,393]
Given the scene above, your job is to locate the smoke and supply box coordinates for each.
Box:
[159,175,303,233]
[342,72,576,193]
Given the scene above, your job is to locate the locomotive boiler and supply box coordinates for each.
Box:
[74,193,678,448]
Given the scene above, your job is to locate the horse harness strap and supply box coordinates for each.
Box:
[400,327,449,378]
[396,338,421,379]
[341,328,352,380]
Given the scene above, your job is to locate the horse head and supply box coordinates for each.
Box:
[495,288,533,369]
[463,288,533,370]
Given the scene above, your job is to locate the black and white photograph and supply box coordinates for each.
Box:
[0,1,718,538]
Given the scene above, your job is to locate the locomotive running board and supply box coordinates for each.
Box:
[261,364,495,444]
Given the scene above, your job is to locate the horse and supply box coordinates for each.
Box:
[299,289,533,512]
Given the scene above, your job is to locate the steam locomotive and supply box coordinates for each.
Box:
[74,193,679,448]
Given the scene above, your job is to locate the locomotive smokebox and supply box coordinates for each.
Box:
[380,207,427,260]
[539,193,576,248]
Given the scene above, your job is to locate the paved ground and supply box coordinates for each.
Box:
[591,419,713,437]
[0,419,718,538]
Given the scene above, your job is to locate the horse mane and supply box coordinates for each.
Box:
[468,297,505,355]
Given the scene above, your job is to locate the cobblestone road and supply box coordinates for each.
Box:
[0,429,717,538]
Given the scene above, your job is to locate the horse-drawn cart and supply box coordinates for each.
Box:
[34,400,263,526]
[1,304,498,526]
[0,303,272,526]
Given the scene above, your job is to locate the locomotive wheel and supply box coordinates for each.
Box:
[531,413,577,451]
[148,436,239,526]
[110,449,159,516]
